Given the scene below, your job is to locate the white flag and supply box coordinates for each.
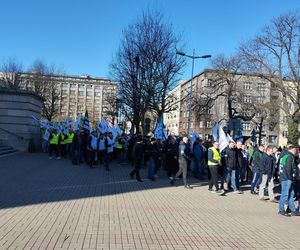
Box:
[219,126,229,152]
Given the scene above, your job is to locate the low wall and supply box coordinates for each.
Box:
[0,88,44,151]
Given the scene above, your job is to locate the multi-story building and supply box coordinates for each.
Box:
[18,73,116,123]
[164,84,182,136]
[174,69,290,146]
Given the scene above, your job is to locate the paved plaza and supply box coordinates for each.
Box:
[0,153,300,250]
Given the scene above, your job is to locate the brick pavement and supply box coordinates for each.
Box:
[0,153,300,250]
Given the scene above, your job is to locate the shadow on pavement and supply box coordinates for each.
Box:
[0,153,210,209]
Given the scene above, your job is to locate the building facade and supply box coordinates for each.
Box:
[169,69,290,146]
[164,84,181,136]
[18,73,116,123]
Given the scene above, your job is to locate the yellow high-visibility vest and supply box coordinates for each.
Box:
[207,147,221,166]
[65,133,75,144]
[60,134,67,145]
[49,133,59,145]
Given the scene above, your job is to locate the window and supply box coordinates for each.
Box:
[255,112,261,118]
[244,82,252,90]
[282,131,288,138]
[243,95,252,103]
[242,122,251,131]
[288,102,293,109]
[256,96,265,104]
[207,79,213,87]
[206,121,211,128]
[79,91,84,96]
[87,91,93,96]
[257,83,266,94]
[70,90,76,95]
[282,116,288,123]
[255,124,261,131]
[95,92,101,97]
[199,121,204,128]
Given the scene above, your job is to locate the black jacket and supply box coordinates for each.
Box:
[259,153,274,178]
[280,152,296,181]
[166,143,178,158]
[145,143,158,160]
[225,147,239,168]
[133,142,144,165]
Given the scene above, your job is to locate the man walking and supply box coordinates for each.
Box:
[258,146,277,202]
[170,137,193,189]
[166,137,179,180]
[130,136,144,182]
[278,145,300,216]
[250,145,265,194]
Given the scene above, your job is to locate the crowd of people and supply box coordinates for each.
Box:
[42,128,300,217]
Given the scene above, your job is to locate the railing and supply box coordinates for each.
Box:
[0,127,26,140]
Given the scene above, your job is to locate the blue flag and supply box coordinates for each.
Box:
[212,122,219,141]
[154,116,167,141]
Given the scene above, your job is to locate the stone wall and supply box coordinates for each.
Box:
[0,88,44,151]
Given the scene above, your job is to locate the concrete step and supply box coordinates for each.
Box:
[0,142,18,156]
[0,148,18,156]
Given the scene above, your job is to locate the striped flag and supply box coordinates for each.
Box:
[83,111,90,131]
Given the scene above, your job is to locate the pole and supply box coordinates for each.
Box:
[187,49,195,135]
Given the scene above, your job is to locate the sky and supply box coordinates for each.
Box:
[0,0,299,81]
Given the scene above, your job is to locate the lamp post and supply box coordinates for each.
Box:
[176,50,211,135]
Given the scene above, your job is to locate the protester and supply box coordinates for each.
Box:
[250,145,265,195]
[145,138,158,181]
[207,141,224,194]
[272,146,280,183]
[97,133,106,164]
[170,137,193,189]
[72,130,82,165]
[130,136,144,182]
[103,132,115,171]
[240,144,249,184]
[193,138,204,179]
[225,141,243,194]
[295,162,300,212]
[258,146,277,202]
[65,129,75,159]
[278,145,300,216]
[165,137,179,180]
[48,128,60,160]
[87,130,98,168]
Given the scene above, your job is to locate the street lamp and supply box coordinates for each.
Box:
[176,49,211,135]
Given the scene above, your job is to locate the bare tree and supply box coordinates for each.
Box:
[239,12,300,144]
[28,60,62,121]
[0,58,23,89]
[193,55,255,126]
[110,10,185,134]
